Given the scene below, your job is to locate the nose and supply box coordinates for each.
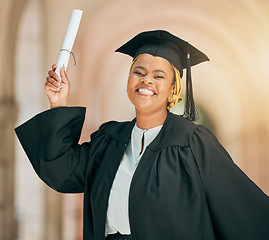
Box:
[141,76,152,85]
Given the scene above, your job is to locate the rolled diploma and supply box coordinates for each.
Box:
[55,9,83,81]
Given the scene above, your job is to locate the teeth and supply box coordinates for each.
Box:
[138,88,154,95]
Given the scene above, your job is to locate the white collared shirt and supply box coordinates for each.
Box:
[105,123,163,235]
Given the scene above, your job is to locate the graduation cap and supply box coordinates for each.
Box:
[115,30,209,121]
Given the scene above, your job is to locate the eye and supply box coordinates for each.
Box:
[154,75,164,79]
[135,71,145,76]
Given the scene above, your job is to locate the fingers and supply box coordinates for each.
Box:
[45,76,62,92]
[52,64,57,71]
[60,65,70,86]
[45,64,70,93]
[48,66,61,86]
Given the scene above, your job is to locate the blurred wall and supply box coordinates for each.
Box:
[0,0,28,239]
[0,0,268,239]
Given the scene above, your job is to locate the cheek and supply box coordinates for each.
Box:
[159,83,174,98]
[126,77,134,99]
[165,77,175,97]
[127,74,138,90]
[127,76,131,90]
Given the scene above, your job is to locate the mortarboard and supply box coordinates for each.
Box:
[115,30,209,121]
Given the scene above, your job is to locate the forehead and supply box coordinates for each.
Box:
[132,54,174,73]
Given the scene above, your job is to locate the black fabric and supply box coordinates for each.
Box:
[15,107,269,240]
[105,232,132,240]
[115,30,209,77]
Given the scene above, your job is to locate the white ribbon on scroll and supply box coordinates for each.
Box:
[55,9,83,81]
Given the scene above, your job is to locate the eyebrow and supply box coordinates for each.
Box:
[134,66,167,75]
[153,69,166,75]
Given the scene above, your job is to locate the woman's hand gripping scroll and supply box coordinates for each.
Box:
[45,64,70,109]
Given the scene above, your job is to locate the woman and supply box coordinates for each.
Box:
[15,30,269,240]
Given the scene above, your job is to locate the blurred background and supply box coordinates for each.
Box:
[0,0,269,239]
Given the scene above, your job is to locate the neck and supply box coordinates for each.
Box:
[135,108,168,130]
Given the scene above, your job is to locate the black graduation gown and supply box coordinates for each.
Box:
[15,107,269,240]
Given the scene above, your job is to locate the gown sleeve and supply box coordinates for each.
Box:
[15,107,94,193]
[190,126,269,240]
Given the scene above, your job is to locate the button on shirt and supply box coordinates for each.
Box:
[105,123,163,235]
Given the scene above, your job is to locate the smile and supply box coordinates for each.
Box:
[136,88,156,96]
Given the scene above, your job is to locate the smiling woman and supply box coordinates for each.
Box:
[127,54,175,128]
[15,30,269,240]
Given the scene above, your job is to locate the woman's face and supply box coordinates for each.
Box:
[127,53,175,115]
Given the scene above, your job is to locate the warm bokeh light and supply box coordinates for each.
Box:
[0,0,268,239]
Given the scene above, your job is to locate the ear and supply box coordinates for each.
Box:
[168,84,175,100]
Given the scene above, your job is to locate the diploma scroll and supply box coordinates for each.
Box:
[55,9,83,81]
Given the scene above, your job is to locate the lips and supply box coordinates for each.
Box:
[136,87,156,96]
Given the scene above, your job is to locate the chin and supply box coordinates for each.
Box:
[130,97,167,113]
[133,100,154,110]
[135,104,166,114]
